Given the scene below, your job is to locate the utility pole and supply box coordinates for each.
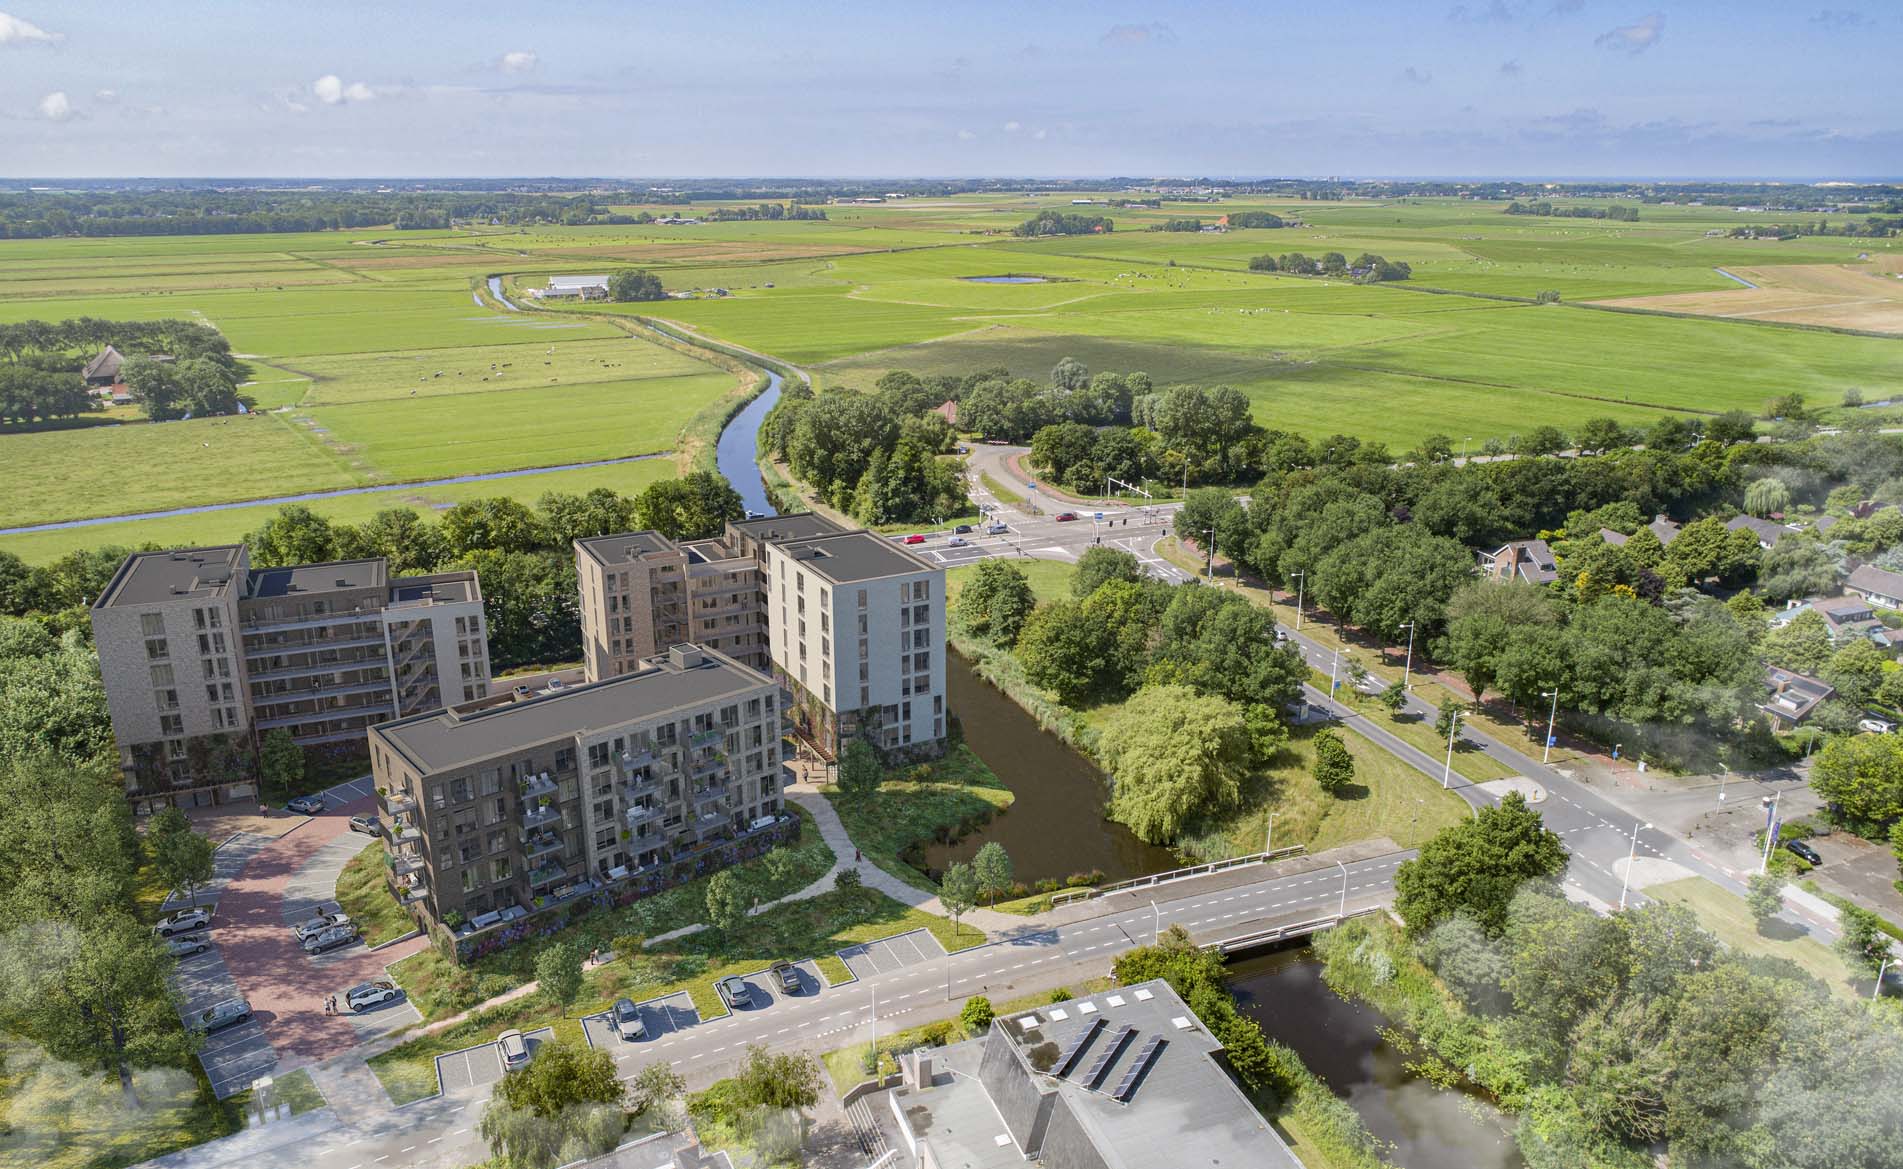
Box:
[1877,956,1895,1002]
[1290,569,1305,631]
[1151,899,1160,944]
[1442,708,1462,789]
[1335,860,1349,918]
[1540,689,1560,764]
[1204,527,1216,582]
[1759,791,1783,875]
[1265,811,1277,856]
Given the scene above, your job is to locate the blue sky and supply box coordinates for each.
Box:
[0,1,1895,179]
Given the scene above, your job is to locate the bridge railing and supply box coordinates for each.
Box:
[1050,845,1307,907]
[1202,906,1382,956]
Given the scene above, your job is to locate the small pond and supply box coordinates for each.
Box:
[961,274,1048,284]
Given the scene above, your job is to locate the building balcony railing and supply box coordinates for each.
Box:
[380,789,417,817]
[691,781,729,808]
[623,803,660,830]
[689,728,725,749]
[680,811,728,842]
[522,831,564,861]
[241,609,385,636]
[519,771,557,801]
[245,633,389,661]
[527,861,570,890]
[387,850,424,877]
[388,820,421,845]
[393,872,428,903]
[690,755,728,780]
[521,802,561,830]
[256,702,395,733]
[246,656,389,684]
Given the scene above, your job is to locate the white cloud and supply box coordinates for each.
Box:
[0,11,61,45]
[94,88,118,102]
[1003,120,1021,133]
[1809,9,1869,29]
[1595,12,1664,53]
[312,74,375,105]
[499,49,538,73]
[956,128,976,141]
[1100,22,1177,47]
[1499,58,1524,77]
[1401,66,1433,85]
[1033,128,1048,140]
[37,90,71,121]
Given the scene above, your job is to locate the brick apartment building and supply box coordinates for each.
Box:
[367,644,791,954]
[91,545,490,811]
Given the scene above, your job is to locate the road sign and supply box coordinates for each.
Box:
[1546,735,1557,747]
[1094,512,1104,521]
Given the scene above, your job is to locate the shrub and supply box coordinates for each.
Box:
[835,868,863,891]
[959,996,995,1034]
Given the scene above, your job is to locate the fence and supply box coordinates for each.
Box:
[1049,845,1307,907]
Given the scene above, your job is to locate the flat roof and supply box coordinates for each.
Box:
[773,530,936,585]
[388,571,479,605]
[247,558,387,599]
[726,512,844,544]
[94,546,244,609]
[372,645,770,774]
[575,531,680,568]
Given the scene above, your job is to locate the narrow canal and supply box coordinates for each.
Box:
[1229,947,1523,1169]
[717,370,783,518]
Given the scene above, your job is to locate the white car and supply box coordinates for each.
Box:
[948,536,968,547]
[611,997,646,1041]
[498,1029,531,1069]
[166,934,211,958]
[155,907,211,937]
[1860,716,1897,734]
[346,981,403,1011]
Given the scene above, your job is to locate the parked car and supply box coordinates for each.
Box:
[497,1029,531,1069]
[987,522,1009,535]
[166,934,211,958]
[954,524,973,534]
[193,998,252,1034]
[285,795,327,815]
[903,534,926,545]
[155,907,211,937]
[1054,512,1078,522]
[948,536,967,547]
[346,980,403,1011]
[301,924,360,954]
[293,911,351,942]
[349,815,380,836]
[1785,839,1823,866]
[717,975,753,1010]
[1860,715,1897,734]
[611,997,647,1041]
[771,961,801,994]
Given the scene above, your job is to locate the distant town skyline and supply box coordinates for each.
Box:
[1,1,1896,179]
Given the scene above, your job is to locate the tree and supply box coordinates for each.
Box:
[833,739,882,804]
[959,995,995,1034]
[441,497,545,555]
[1311,726,1356,796]
[1435,699,1470,742]
[1744,477,1792,517]
[245,505,336,567]
[940,862,978,932]
[148,808,214,908]
[1573,417,1630,456]
[727,1044,822,1156]
[537,489,638,546]
[534,942,584,1008]
[1822,639,1887,707]
[973,842,1014,906]
[481,1039,625,1169]
[494,1038,625,1119]
[1071,547,1143,599]
[1758,537,1840,602]
[607,269,665,301]
[1759,609,1834,674]
[953,560,1035,644]
[704,870,748,935]
[1097,685,1252,843]
[1376,681,1408,714]
[0,629,112,766]
[1810,732,1903,829]
[628,1061,686,1125]
[0,752,141,924]
[1015,599,1113,704]
[1834,905,1896,978]
[449,549,578,671]
[1393,792,1567,935]
[1746,872,1785,932]
[634,471,743,541]
[258,729,304,801]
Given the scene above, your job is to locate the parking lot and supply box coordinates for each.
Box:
[162,833,273,912]
[281,833,376,926]
[837,929,944,981]
[434,1026,556,1094]
[169,935,279,1098]
[580,990,700,1053]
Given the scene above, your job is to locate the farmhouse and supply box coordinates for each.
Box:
[1846,564,1903,610]
[82,345,126,385]
[534,274,610,301]
[930,400,959,426]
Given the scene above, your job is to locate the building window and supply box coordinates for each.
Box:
[145,638,168,661]
[160,714,183,736]
[149,664,174,687]
[141,613,165,636]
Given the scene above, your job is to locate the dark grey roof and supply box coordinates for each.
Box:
[82,345,124,382]
[775,530,936,584]
[247,558,387,598]
[724,512,844,544]
[1847,563,1903,600]
[1726,515,1792,546]
[372,645,770,773]
[388,571,479,605]
[575,531,680,567]
[93,546,244,608]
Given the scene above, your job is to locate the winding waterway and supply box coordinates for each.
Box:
[716,370,783,517]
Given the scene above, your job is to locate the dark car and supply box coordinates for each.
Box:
[285,795,327,816]
[611,997,647,1041]
[1054,512,1078,522]
[1785,839,1823,866]
[717,975,753,1011]
[771,961,801,994]
[302,923,359,954]
[954,524,972,534]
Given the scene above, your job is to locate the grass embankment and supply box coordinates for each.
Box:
[334,841,417,947]
[369,886,982,1105]
[978,471,1024,508]
[1648,877,1864,997]
[822,743,1014,894]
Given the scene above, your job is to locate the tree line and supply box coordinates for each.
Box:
[1013,210,1113,237]
[1504,201,1641,221]
[702,203,827,222]
[0,317,243,426]
[1725,218,1902,239]
[760,374,967,524]
[1248,250,1411,281]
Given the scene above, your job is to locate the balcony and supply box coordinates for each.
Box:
[388,850,424,877]
[690,728,725,749]
[527,861,569,890]
[241,608,385,636]
[387,817,421,844]
[692,781,729,808]
[393,872,428,903]
[691,755,728,781]
[519,772,557,801]
[380,789,417,817]
[522,830,563,861]
[521,802,560,830]
[680,812,728,842]
[623,803,660,830]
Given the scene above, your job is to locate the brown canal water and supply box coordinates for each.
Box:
[1229,947,1523,1169]
[921,649,1177,884]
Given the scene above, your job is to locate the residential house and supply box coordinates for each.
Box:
[1846,564,1903,610]
[533,275,610,300]
[81,345,126,386]
[1770,596,1900,649]
[1726,514,1796,550]
[1761,666,1835,728]
[930,400,959,427]
[1478,538,1559,585]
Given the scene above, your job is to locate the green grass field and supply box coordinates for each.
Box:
[4,195,1898,557]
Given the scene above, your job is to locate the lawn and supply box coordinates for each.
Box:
[977,471,1024,508]
[944,557,1074,607]
[1647,876,1863,999]
[333,841,418,948]
[822,743,1015,894]
[0,1035,239,1169]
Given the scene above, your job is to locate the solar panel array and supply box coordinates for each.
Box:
[1051,1016,1105,1078]
[1082,1025,1136,1089]
[1112,1035,1166,1102]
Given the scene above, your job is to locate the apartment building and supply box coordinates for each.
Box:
[92,545,490,811]
[763,530,946,756]
[367,644,790,954]
[575,513,843,680]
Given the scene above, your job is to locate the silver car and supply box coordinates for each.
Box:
[166,934,211,958]
[155,907,211,937]
[293,911,351,942]
[346,980,402,1011]
[611,997,646,1041]
[302,923,359,954]
[193,998,252,1034]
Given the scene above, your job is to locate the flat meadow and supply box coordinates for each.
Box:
[3,194,1899,560]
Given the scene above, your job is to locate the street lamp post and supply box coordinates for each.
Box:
[1265,811,1278,856]
[1151,898,1160,944]
[1335,860,1349,918]
[1442,708,1463,790]
[1718,762,1730,803]
[1877,956,1895,1002]
[1329,646,1342,697]
[1540,689,1560,764]
[1204,527,1216,582]
[1398,622,1417,691]
[1618,819,1652,911]
[1758,791,1784,875]
[1290,570,1306,631]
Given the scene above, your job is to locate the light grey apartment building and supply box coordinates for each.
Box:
[367,644,791,956]
[91,545,490,811]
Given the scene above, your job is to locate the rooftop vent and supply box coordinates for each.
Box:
[336,578,350,588]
